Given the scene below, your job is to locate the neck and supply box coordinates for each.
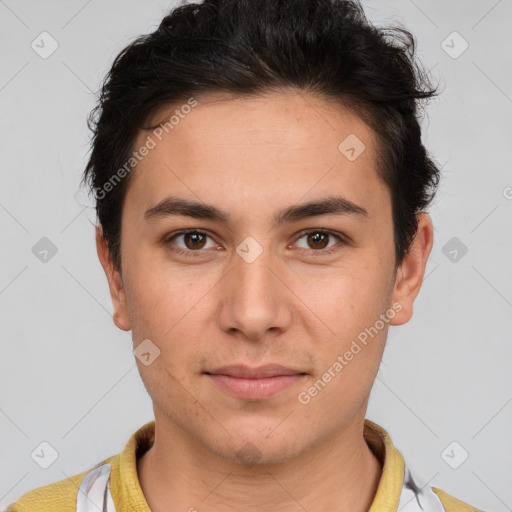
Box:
[137,411,382,512]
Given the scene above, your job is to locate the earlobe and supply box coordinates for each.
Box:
[389,213,434,326]
[95,225,132,331]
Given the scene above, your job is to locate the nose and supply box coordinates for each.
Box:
[217,240,293,342]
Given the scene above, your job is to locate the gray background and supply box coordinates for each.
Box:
[0,0,511,510]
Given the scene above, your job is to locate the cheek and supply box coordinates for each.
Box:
[293,254,392,392]
[124,252,208,329]
[123,260,218,371]
[296,276,389,423]
[301,257,393,333]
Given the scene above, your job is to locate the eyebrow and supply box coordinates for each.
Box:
[144,195,369,225]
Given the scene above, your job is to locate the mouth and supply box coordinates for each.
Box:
[204,364,307,400]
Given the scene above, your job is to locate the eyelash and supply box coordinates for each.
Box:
[164,229,346,258]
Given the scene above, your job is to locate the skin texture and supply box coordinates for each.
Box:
[96,89,434,511]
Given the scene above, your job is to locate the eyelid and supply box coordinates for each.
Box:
[293,228,345,243]
[291,229,346,255]
[164,228,219,250]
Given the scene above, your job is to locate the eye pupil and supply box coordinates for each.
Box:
[308,232,328,249]
[185,232,207,250]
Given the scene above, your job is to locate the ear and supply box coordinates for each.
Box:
[95,225,131,331]
[389,212,434,326]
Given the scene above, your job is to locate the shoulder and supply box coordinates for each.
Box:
[433,486,487,512]
[364,419,488,512]
[6,455,117,512]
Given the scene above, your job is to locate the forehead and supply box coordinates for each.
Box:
[141,89,376,155]
[127,89,387,220]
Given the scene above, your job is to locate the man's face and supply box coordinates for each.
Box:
[104,90,414,464]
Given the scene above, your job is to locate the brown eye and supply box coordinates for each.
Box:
[166,230,216,254]
[293,230,344,256]
[306,232,330,250]
[182,232,207,250]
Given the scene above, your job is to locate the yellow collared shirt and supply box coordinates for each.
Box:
[7,419,485,512]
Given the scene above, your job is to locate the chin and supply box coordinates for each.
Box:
[204,420,305,467]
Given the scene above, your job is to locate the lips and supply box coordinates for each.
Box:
[206,364,305,379]
[205,364,307,400]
